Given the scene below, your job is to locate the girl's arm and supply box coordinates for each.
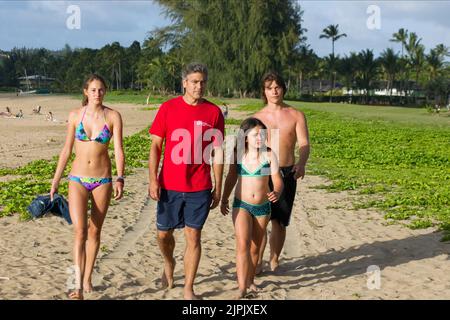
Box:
[267,150,284,203]
[220,151,238,216]
[112,111,125,200]
[50,110,77,201]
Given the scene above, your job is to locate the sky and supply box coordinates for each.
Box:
[0,0,449,58]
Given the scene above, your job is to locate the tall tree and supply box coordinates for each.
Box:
[154,0,306,96]
[379,48,400,102]
[319,24,347,58]
[337,52,358,98]
[356,49,378,104]
[319,24,347,102]
[405,32,425,104]
[390,28,408,57]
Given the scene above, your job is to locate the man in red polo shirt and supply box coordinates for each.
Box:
[148,63,224,300]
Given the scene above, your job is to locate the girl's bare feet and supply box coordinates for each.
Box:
[248,283,260,292]
[255,262,263,275]
[234,289,247,300]
[270,259,279,272]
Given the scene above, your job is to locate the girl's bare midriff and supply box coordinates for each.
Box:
[235,176,270,204]
[71,141,112,177]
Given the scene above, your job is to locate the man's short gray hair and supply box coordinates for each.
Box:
[182,62,208,81]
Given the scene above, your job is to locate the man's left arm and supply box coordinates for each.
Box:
[293,111,310,180]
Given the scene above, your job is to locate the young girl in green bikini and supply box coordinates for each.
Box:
[221,117,283,299]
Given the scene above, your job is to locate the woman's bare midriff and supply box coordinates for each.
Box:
[71,141,112,177]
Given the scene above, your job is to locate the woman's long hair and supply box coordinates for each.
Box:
[82,74,108,106]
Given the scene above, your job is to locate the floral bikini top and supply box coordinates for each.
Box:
[75,107,112,144]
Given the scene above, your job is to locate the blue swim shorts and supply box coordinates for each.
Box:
[156,189,212,231]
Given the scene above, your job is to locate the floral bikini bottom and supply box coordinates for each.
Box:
[68,175,112,192]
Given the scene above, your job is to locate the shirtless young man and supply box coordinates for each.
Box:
[254,71,310,272]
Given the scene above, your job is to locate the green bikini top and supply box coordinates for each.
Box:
[237,160,271,177]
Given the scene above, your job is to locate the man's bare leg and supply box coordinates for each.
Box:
[269,220,286,271]
[157,229,176,289]
[184,227,202,300]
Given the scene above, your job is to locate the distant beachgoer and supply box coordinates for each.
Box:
[221,117,283,299]
[0,107,13,117]
[15,109,23,118]
[46,112,54,121]
[50,74,125,300]
[33,105,42,114]
[222,104,229,119]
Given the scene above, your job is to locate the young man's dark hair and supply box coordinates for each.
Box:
[261,71,287,104]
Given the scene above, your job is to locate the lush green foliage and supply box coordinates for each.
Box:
[0,127,152,220]
[235,100,450,238]
[154,0,306,96]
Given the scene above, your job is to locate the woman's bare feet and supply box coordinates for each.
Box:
[83,281,94,293]
[68,290,84,300]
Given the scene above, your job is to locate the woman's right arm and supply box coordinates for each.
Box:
[50,111,76,200]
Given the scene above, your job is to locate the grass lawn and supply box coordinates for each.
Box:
[2,94,449,240]
[234,100,450,239]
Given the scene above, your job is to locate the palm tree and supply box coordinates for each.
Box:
[426,49,444,81]
[319,24,347,102]
[337,52,358,102]
[390,28,408,57]
[356,49,378,104]
[293,45,317,95]
[379,48,400,103]
[405,32,425,104]
[319,24,347,58]
[434,44,450,59]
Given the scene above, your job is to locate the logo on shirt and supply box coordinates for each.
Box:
[195,120,212,128]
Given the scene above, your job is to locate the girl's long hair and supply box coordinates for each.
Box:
[237,117,268,154]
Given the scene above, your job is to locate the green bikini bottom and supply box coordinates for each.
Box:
[232,198,271,217]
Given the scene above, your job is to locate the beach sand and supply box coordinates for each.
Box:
[0,94,448,300]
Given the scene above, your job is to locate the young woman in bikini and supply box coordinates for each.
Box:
[51,74,125,300]
[221,117,283,299]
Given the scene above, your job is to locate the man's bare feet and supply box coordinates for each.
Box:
[184,289,201,300]
[161,258,176,289]
[68,290,84,300]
